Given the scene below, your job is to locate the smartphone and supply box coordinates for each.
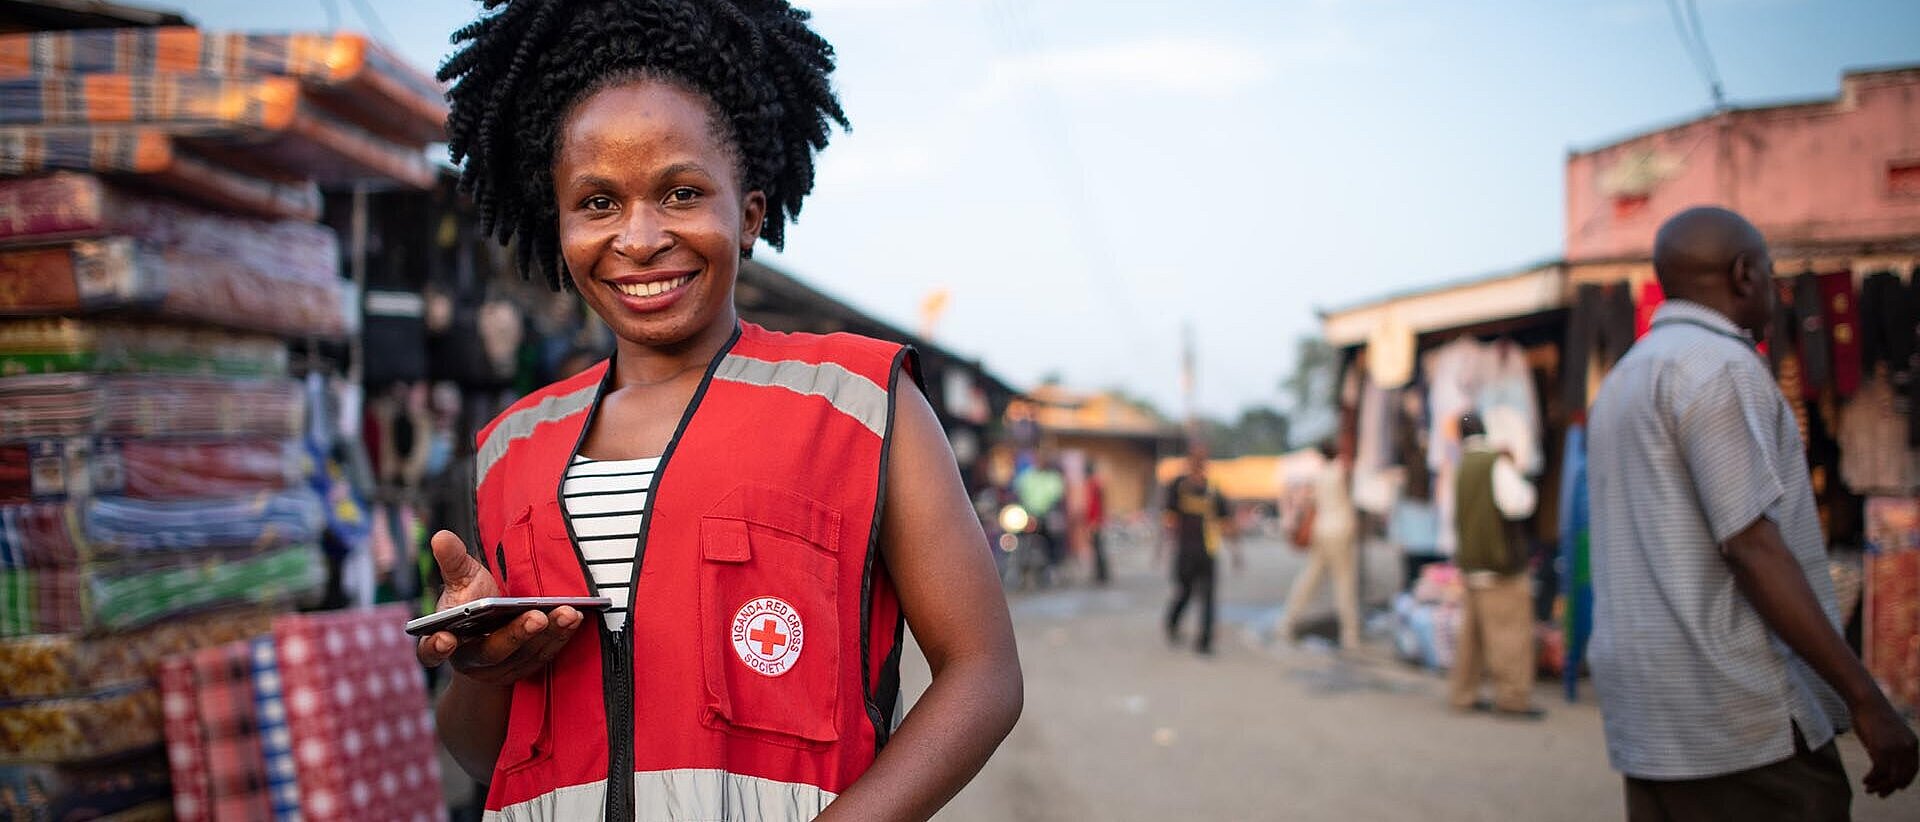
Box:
[404,596,613,638]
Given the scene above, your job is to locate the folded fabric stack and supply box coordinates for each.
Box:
[158,606,441,822]
[0,752,173,821]
[1392,563,1466,672]
[0,175,347,337]
[0,26,445,200]
[0,18,447,820]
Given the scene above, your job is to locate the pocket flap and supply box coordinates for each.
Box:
[702,518,752,562]
[702,484,841,551]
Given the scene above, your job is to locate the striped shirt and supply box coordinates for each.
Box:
[1588,300,1848,780]
[562,455,659,632]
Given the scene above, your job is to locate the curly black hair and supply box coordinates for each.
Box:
[439,0,848,288]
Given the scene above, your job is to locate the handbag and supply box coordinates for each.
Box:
[1289,499,1316,550]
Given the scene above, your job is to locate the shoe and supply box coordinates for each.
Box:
[1492,706,1547,721]
[1195,643,1214,657]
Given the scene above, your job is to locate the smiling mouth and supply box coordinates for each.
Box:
[610,273,695,298]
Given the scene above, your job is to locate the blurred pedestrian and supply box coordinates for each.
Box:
[1082,461,1110,585]
[418,1,1023,817]
[1014,453,1068,585]
[1162,444,1241,655]
[1274,441,1360,651]
[1589,206,1916,819]
[1447,412,1542,719]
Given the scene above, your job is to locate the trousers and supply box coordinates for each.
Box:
[1447,572,1534,711]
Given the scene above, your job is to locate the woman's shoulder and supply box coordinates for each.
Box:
[476,360,609,448]
[735,323,914,381]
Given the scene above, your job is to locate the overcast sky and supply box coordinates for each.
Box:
[178,0,1920,418]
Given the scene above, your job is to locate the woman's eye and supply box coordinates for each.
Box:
[582,196,616,211]
[666,187,700,204]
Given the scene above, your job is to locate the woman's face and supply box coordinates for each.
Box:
[552,79,765,352]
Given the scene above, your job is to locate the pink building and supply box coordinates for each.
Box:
[1566,66,1920,263]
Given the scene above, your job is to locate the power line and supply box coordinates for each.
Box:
[316,0,339,32]
[1665,0,1726,109]
[346,0,397,48]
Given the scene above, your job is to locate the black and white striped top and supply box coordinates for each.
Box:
[561,455,659,632]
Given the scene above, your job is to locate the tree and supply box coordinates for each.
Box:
[1279,336,1339,448]
[1231,406,1291,455]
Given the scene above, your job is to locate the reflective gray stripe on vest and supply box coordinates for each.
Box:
[713,355,888,438]
[482,770,835,821]
[476,382,599,490]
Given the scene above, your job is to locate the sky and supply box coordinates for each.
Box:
[176,0,1920,418]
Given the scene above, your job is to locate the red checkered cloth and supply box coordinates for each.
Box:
[273,605,442,822]
[158,656,209,822]
[190,641,274,821]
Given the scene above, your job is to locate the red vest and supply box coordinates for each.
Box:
[473,322,912,821]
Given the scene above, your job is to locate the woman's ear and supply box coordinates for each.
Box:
[740,191,768,258]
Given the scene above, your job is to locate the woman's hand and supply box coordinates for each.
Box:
[416,530,586,686]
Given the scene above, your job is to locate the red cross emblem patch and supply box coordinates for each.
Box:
[731,596,804,677]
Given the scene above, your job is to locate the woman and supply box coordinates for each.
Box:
[414,2,1023,819]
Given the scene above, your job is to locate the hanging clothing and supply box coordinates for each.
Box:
[1837,375,1918,496]
[1859,271,1913,382]
[1558,424,1592,703]
[1477,340,1543,476]
[1795,272,1830,398]
[1817,271,1861,397]
[1634,280,1665,340]
[1770,278,1799,374]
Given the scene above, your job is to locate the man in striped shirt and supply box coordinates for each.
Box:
[1588,207,1916,820]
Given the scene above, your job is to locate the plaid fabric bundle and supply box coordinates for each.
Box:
[0,28,445,145]
[190,642,274,821]
[157,656,208,821]
[248,635,301,820]
[0,240,347,337]
[0,75,299,130]
[0,543,321,637]
[0,503,77,569]
[110,439,299,500]
[273,606,442,822]
[0,375,308,442]
[0,173,338,286]
[83,488,324,555]
[0,319,290,379]
[0,127,320,220]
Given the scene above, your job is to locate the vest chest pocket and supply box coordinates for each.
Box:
[697,484,844,747]
[498,500,591,599]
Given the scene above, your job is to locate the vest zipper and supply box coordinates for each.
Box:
[604,628,635,821]
[578,324,742,821]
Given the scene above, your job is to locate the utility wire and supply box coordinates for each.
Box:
[317,0,339,32]
[979,0,1154,363]
[346,0,397,48]
[1665,0,1726,109]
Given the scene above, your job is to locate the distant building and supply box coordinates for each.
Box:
[1566,65,1920,284]
[1003,384,1183,518]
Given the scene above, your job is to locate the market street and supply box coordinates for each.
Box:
[904,535,1920,822]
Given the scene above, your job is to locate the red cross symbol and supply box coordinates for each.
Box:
[749,618,789,658]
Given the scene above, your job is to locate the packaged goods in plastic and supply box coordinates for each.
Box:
[0,128,320,219]
[0,682,161,763]
[0,27,447,145]
[0,75,433,187]
[0,752,172,822]
[0,173,337,286]
[83,488,324,556]
[0,607,277,699]
[0,318,290,378]
[0,240,346,337]
[0,375,305,442]
[0,438,298,504]
[0,543,322,637]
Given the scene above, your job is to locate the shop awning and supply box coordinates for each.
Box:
[1318,262,1568,348]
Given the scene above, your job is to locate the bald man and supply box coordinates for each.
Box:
[1589,207,1916,821]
